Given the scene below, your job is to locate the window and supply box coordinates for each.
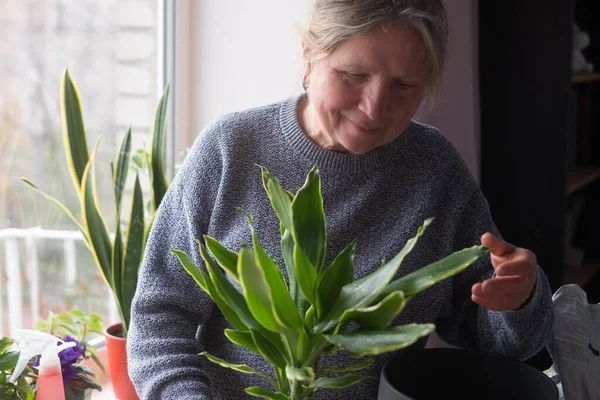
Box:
[0,0,168,338]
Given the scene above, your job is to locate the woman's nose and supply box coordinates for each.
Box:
[357,83,389,121]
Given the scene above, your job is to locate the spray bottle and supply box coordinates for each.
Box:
[8,329,77,400]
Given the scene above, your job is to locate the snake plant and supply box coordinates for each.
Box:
[172,165,489,399]
[22,68,171,338]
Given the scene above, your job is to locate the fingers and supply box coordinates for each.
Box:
[480,276,531,295]
[481,233,516,257]
[472,274,535,311]
[471,294,522,311]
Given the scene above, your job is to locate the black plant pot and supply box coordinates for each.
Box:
[377,347,558,400]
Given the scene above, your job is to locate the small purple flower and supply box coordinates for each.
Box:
[34,336,86,384]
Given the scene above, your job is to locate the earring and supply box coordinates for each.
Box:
[302,76,309,91]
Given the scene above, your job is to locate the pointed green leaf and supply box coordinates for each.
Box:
[238,246,281,332]
[293,244,318,304]
[80,138,113,293]
[198,242,258,329]
[383,245,490,297]
[113,127,132,211]
[311,374,370,390]
[120,175,145,336]
[250,330,288,368]
[339,291,407,330]
[242,211,302,331]
[172,250,210,293]
[224,329,259,354]
[245,387,289,400]
[282,228,305,316]
[316,242,355,320]
[323,323,435,357]
[203,236,239,282]
[304,305,316,331]
[200,352,277,389]
[182,244,248,331]
[20,178,87,238]
[61,68,90,191]
[150,84,171,210]
[260,166,294,232]
[317,358,374,376]
[112,218,124,333]
[286,365,315,383]
[291,166,326,272]
[313,219,433,334]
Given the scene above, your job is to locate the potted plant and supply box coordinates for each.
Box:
[0,337,35,400]
[22,68,173,400]
[172,165,490,399]
[32,309,104,400]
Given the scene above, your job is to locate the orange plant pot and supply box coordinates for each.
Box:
[105,323,139,400]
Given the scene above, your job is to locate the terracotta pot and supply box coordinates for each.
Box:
[104,323,139,400]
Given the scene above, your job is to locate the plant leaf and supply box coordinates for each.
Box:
[282,228,305,316]
[113,127,131,211]
[243,211,302,331]
[203,236,240,282]
[0,337,14,353]
[250,330,288,369]
[311,374,370,390]
[0,351,19,370]
[224,329,259,354]
[291,166,326,272]
[19,178,87,238]
[323,323,435,357]
[198,242,258,329]
[313,219,432,334]
[112,217,124,334]
[286,365,315,383]
[293,244,318,304]
[245,387,290,400]
[61,68,90,191]
[200,352,277,389]
[339,291,407,330]
[317,358,374,376]
[238,245,281,332]
[120,174,145,336]
[316,242,355,320]
[80,138,114,297]
[150,84,171,211]
[382,245,490,297]
[174,246,247,331]
[259,166,293,232]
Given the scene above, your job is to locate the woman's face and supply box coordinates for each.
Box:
[302,24,427,154]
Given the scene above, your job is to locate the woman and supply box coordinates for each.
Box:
[127,1,554,398]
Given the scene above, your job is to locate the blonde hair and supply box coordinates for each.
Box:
[297,0,448,104]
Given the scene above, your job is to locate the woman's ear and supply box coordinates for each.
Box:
[302,42,312,90]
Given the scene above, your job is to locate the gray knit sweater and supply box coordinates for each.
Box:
[127,94,554,399]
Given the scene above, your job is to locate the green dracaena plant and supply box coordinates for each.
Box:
[22,68,172,338]
[172,165,490,400]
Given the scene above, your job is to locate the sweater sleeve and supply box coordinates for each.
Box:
[434,188,554,361]
[126,127,222,399]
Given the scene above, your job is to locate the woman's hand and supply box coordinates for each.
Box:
[471,233,537,311]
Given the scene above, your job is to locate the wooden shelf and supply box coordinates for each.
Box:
[567,165,600,194]
[564,259,600,287]
[572,72,600,83]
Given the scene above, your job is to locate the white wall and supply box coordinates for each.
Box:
[188,0,308,144]
[187,0,480,180]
